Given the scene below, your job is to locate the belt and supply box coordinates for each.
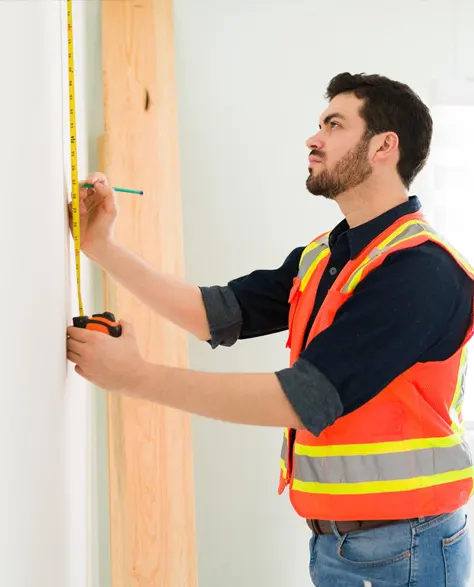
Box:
[306,518,400,535]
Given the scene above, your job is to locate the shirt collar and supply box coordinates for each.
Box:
[328,195,422,260]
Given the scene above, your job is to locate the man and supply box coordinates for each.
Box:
[67,72,474,586]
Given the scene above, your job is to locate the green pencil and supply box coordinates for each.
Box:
[82,182,143,195]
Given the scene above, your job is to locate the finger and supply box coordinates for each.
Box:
[81,185,110,212]
[78,174,105,203]
[86,171,106,182]
[79,199,88,217]
[67,326,96,342]
[72,190,92,219]
[75,364,87,378]
[92,182,114,201]
[86,172,109,187]
[67,339,84,354]
[79,184,93,200]
[67,350,82,364]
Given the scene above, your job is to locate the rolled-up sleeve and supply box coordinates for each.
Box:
[199,246,304,348]
[199,285,243,348]
[276,358,343,436]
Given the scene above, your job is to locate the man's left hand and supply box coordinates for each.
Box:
[67,319,302,431]
[67,320,147,393]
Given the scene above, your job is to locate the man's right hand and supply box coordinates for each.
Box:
[69,171,117,258]
[68,171,212,343]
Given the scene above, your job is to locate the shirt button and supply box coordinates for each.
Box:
[329,267,338,276]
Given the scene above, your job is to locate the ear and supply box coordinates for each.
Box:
[370,132,399,164]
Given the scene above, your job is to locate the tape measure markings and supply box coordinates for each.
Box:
[66,0,121,338]
[67,0,84,317]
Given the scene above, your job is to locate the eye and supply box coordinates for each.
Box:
[330,121,340,129]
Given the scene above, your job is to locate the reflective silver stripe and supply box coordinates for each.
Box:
[341,221,434,293]
[455,352,468,411]
[455,376,466,412]
[280,435,288,462]
[293,441,473,484]
[297,236,330,280]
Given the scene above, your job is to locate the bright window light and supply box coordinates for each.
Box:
[425,102,474,420]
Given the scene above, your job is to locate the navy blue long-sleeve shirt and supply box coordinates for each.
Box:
[199,197,474,435]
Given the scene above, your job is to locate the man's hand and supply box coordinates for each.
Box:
[67,323,303,429]
[67,320,147,393]
[68,171,118,258]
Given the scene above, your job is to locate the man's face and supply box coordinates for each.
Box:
[306,93,373,199]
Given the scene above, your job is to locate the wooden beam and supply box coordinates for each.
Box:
[100,2,198,586]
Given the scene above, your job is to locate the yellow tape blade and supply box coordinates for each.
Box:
[67,0,84,317]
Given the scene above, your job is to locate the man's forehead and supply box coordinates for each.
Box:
[320,93,363,124]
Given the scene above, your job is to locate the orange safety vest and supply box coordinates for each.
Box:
[278,210,474,520]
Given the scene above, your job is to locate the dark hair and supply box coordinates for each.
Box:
[325,73,433,188]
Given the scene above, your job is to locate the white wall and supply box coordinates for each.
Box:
[0,2,106,586]
[173,1,474,585]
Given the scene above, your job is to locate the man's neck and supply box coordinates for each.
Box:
[335,178,409,228]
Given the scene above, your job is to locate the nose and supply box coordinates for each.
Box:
[306,132,324,150]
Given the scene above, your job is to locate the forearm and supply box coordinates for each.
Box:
[88,241,211,341]
[132,363,303,428]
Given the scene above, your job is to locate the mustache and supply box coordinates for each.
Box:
[310,149,325,159]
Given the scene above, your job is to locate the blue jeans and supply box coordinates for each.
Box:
[309,508,472,586]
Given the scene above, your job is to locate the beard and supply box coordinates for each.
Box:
[306,136,372,200]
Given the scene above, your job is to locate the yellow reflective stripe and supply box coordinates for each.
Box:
[300,248,330,291]
[377,219,429,249]
[296,236,330,290]
[343,220,474,294]
[298,233,330,267]
[280,458,287,478]
[298,239,326,265]
[345,228,432,293]
[428,234,474,277]
[294,434,463,458]
[453,422,466,436]
[344,257,370,293]
[292,466,474,495]
[383,231,432,250]
[294,438,472,485]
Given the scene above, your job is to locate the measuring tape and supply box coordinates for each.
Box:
[67,0,84,317]
[67,0,83,317]
[67,0,121,337]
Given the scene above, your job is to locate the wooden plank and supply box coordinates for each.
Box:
[100,2,198,586]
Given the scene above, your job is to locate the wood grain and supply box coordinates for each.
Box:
[100,2,198,586]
